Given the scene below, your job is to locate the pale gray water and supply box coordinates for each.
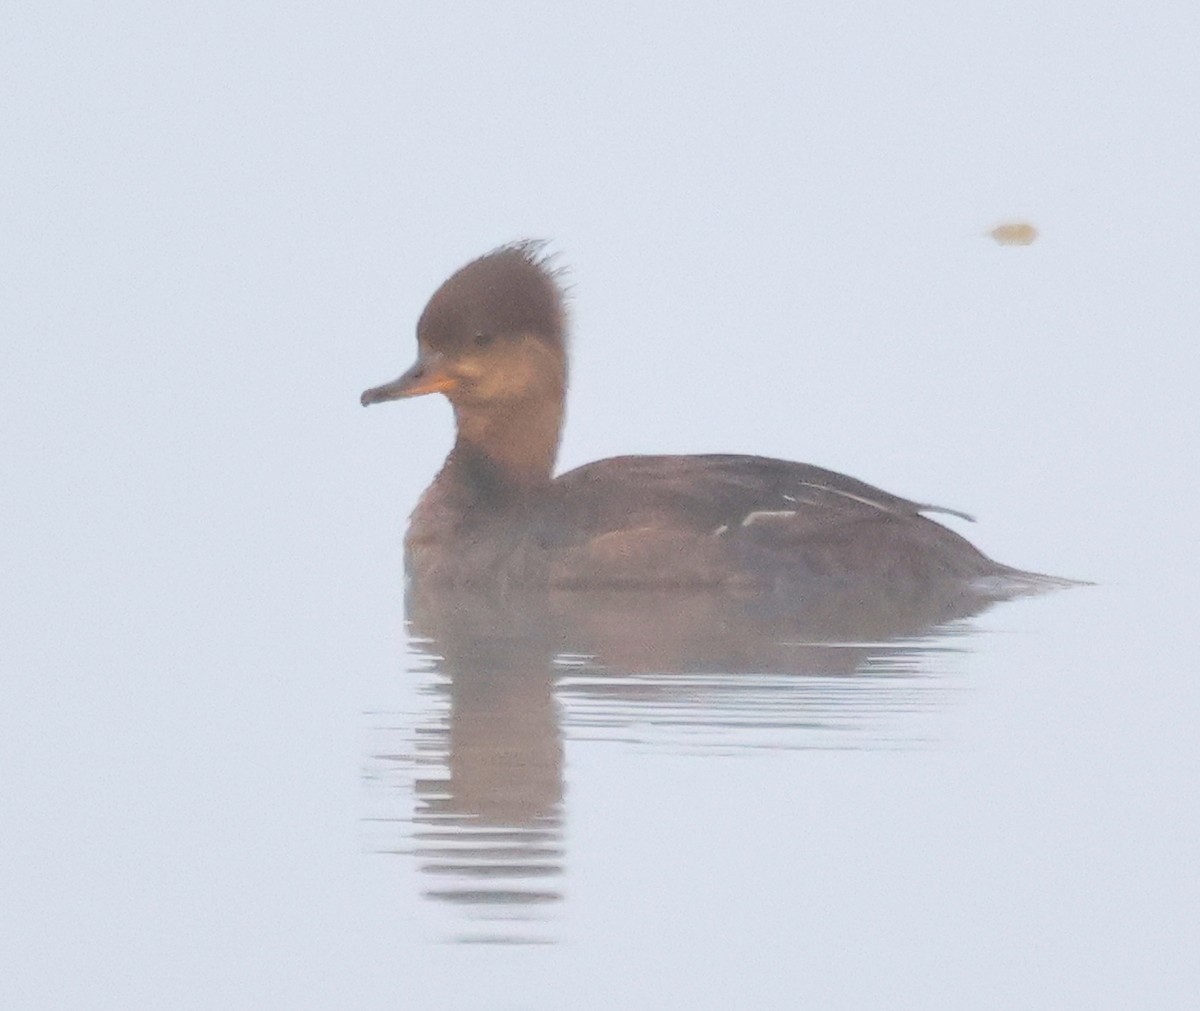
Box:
[4,2,1199,1008]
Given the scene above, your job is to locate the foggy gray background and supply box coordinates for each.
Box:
[3,2,1197,1008]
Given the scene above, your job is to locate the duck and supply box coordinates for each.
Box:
[361,241,1068,597]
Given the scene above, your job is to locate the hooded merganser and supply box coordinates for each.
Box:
[361,242,1069,595]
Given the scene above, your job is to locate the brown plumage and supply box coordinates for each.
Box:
[362,242,1072,597]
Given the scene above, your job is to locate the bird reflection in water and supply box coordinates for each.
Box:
[367,572,1041,944]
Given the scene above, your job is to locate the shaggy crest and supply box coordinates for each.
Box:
[416,240,568,352]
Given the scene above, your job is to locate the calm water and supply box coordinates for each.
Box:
[6,2,1200,1007]
[5,341,1196,1010]
[8,335,1197,1011]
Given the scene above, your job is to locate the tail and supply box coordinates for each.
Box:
[974,564,1094,599]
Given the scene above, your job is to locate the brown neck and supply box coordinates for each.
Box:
[447,384,565,497]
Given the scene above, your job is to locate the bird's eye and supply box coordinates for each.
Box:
[472,331,496,348]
